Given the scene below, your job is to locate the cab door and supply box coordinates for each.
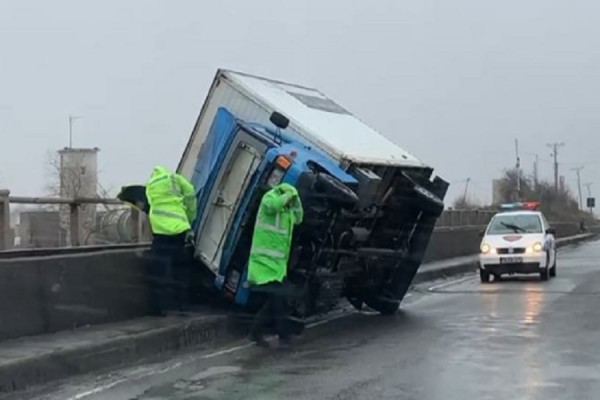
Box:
[190,108,267,275]
[194,141,262,274]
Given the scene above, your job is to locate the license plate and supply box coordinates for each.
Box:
[500,257,523,264]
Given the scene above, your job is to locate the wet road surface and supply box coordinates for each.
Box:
[12,239,600,400]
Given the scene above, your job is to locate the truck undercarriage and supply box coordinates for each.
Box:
[225,160,448,317]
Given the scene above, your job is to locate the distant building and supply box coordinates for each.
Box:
[16,210,64,248]
[58,147,100,245]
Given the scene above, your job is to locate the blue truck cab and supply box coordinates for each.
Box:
[190,107,357,309]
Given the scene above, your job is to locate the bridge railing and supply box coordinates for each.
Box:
[0,190,149,251]
[436,209,497,228]
[1,188,588,253]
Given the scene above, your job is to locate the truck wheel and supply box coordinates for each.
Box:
[365,296,401,315]
[314,173,359,207]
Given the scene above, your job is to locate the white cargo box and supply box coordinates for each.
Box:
[178,69,427,178]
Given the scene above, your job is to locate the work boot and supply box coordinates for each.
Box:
[249,333,270,348]
[278,336,292,349]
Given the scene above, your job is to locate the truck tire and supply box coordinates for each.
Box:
[314,173,359,207]
[365,296,401,315]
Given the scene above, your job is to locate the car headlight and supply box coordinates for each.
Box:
[532,242,544,252]
[481,243,493,254]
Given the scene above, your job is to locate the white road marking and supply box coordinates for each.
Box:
[68,379,127,400]
[65,362,184,400]
[200,343,252,359]
[427,275,474,292]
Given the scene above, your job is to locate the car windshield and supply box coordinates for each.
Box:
[487,214,543,234]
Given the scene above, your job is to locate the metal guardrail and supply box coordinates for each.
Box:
[0,242,151,259]
[0,190,148,251]
[1,197,589,259]
[8,196,123,205]
[436,209,497,228]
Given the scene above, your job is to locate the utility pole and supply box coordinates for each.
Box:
[68,115,81,148]
[515,139,521,201]
[533,154,539,190]
[572,165,584,210]
[547,142,565,192]
[462,178,471,202]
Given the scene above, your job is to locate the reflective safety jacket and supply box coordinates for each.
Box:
[145,166,197,235]
[247,183,304,286]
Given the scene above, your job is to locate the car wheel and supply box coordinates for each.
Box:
[550,250,557,277]
[479,268,491,283]
[540,266,549,281]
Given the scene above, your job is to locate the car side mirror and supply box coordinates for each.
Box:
[478,230,485,237]
[546,228,556,236]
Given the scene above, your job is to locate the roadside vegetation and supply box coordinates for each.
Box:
[452,168,595,223]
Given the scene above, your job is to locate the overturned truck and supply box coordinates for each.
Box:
[133,69,448,316]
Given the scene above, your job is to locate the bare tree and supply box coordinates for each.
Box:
[496,168,586,221]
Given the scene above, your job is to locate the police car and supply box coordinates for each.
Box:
[479,202,556,282]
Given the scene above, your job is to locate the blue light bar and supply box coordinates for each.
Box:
[498,201,540,211]
[499,202,523,211]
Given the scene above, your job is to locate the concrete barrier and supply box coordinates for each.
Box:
[0,221,585,343]
[0,249,152,342]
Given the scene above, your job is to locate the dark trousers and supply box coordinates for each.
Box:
[250,282,291,339]
[149,232,190,314]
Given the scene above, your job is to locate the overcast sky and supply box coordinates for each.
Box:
[1,0,599,204]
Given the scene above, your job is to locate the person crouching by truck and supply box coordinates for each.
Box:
[145,165,197,316]
[246,182,303,348]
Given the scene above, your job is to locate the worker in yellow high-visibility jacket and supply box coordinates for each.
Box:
[246,182,303,348]
[145,165,197,315]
